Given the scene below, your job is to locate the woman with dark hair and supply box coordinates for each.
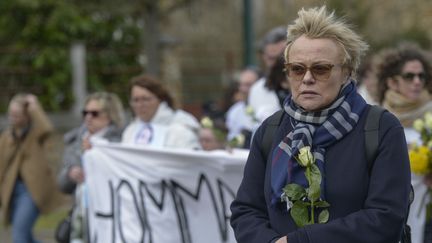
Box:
[356,56,378,105]
[267,53,290,107]
[248,26,287,123]
[122,74,200,149]
[376,43,432,243]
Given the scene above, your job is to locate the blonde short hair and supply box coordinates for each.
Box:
[85,92,126,128]
[284,6,369,74]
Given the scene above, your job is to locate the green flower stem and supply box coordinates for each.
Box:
[306,166,315,224]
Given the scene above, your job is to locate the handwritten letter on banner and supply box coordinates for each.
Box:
[83,143,248,243]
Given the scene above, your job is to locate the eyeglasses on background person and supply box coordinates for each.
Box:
[398,72,426,83]
[82,110,102,118]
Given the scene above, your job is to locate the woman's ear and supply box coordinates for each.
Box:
[386,77,399,92]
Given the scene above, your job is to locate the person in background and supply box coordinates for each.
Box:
[122,74,200,149]
[225,67,261,146]
[356,56,378,105]
[376,43,432,243]
[248,26,287,122]
[199,116,229,151]
[231,6,410,243]
[58,91,125,243]
[267,53,291,107]
[0,94,59,243]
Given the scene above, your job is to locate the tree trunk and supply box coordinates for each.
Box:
[70,42,87,118]
[143,2,161,76]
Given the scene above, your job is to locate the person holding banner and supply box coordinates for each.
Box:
[57,91,125,243]
[122,74,200,149]
[230,6,411,243]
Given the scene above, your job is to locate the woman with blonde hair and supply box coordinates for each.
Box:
[231,6,410,243]
[58,91,125,242]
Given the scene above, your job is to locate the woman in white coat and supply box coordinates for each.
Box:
[122,74,200,149]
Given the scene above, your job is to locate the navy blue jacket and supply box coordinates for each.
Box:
[230,106,411,243]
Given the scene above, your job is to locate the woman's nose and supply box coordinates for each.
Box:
[302,70,315,84]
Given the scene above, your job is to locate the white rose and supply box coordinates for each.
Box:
[413,119,424,132]
[297,146,314,167]
[200,117,213,128]
[425,114,432,130]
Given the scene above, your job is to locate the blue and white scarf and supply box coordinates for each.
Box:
[270,80,367,206]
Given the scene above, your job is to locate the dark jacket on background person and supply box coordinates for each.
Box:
[0,105,60,225]
[230,106,411,243]
[57,124,123,194]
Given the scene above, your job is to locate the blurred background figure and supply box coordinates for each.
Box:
[356,56,378,105]
[57,91,125,243]
[0,94,59,243]
[199,116,229,151]
[376,43,432,243]
[267,53,290,107]
[248,26,287,122]
[122,74,200,149]
[225,67,261,147]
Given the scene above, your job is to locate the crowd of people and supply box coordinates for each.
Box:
[1,4,432,243]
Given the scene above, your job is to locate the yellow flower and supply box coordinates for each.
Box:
[297,146,314,167]
[409,146,430,174]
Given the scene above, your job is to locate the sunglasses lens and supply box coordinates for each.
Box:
[286,63,334,81]
[402,73,415,81]
[311,64,333,80]
[82,110,100,117]
[418,73,426,81]
[286,64,306,81]
[401,72,426,82]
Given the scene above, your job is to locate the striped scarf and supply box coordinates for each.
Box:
[270,80,367,206]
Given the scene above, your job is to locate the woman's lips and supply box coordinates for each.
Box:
[301,91,318,95]
[299,91,319,99]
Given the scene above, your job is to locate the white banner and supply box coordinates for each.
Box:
[83,142,247,243]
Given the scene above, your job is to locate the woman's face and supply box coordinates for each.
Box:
[8,102,28,128]
[287,36,349,111]
[387,60,425,102]
[130,86,161,122]
[83,99,110,134]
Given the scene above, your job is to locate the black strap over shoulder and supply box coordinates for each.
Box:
[363,105,413,243]
[262,110,284,160]
[364,105,386,174]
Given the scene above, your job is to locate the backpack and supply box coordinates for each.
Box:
[261,105,413,243]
